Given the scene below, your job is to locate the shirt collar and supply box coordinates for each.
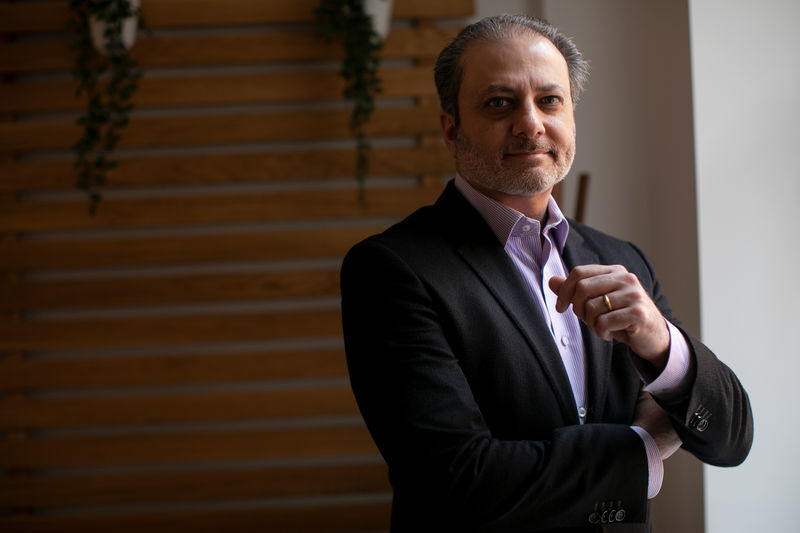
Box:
[454,173,570,252]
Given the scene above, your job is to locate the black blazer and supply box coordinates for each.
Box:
[341,181,752,532]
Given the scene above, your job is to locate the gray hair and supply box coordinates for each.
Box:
[433,14,590,127]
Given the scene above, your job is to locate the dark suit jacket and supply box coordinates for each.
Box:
[340,181,752,532]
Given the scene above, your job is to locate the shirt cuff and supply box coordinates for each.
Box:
[631,425,664,499]
[641,320,692,399]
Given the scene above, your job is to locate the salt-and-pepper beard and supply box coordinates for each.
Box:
[453,129,576,196]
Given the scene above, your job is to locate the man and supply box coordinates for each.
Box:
[340,14,752,532]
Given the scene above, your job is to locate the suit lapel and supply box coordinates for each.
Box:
[437,184,578,424]
[563,226,614,423]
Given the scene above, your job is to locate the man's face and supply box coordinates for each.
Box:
[440,33,576,196]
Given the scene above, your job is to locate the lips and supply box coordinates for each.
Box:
[503,141,554,159]
[505,150,548,156]
[503,150,553,159]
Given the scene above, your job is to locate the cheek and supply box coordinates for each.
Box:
[460,125,498,150]
[547,116,576,144]
[482,124,513,148]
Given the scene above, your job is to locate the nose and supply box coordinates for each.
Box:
[511,101,545,139]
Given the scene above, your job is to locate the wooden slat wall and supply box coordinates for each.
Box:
[0,1,472,531]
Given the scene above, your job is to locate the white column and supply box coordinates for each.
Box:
[689,1,800,531]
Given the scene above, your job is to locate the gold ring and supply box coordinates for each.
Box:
[603,294,613,312]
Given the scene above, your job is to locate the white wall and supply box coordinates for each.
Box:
[689,1,800,532]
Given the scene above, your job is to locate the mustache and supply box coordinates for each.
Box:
[504,139,556,155]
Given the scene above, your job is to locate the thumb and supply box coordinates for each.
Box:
[548,275,566,295]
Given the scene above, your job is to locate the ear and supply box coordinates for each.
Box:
[439,111,457,157]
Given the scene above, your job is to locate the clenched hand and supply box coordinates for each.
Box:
[548,264,670,371]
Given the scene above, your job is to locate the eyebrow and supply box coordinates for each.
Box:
[480,84,514,96]
[479,82,566,98]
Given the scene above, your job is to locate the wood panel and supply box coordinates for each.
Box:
[0,308,343,351]
[0,147,453,192]
[0,348,347,391]
[0,26,458,73]
[0,424,376,468]
[0,226,383,270]
[0,501,392,533]
[1,462,389,507]
[0,186,442,232]
[0,0,472,528]
[0,269,340,310]
[0,0,472,33]
[0,386,359,428]
[0,105,439,152]
[0,67,435,113]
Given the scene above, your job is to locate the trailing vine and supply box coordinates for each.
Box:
[67,0,141,214]
[314,0,384,202]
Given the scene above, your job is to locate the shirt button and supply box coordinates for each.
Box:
[578,407,587,418]
[561,335,569,346]
[522,224,531,232]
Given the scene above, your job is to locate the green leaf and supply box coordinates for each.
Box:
[68,0,141,214]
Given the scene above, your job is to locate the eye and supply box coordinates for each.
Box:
[540,95,563,106]
[486,97,512,109]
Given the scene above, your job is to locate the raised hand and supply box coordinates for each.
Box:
[548,264,670,370]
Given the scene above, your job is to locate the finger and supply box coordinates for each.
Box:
[594,305,636,342]
[564,270,624,318]
[548,275,566,298]
[584,293,620,337]
[593,293,666,354]
[572,269,643,329]
[554,265,618,313]
[584,282,639,332]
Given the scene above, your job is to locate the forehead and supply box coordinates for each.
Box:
[459,33,570,96]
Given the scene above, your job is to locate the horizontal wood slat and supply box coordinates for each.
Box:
[0,186,442,232]
[0,424,376,468]
[0,308,342,351]
[0,146,453,192]
[0,67,434,113]
[0,225,383,271]
[0,269,340,311]
[0,462,389,508]
[0,386,358,429]
[0,0,472,33]
[0,26,458,73]
[0,1,472,529]
[0,349,347,391]
[0,105,439,152]
[0,501,391,533]
[0,2,68,34]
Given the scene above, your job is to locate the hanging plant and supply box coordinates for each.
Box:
[314,0,388,202]
[67,0,142,214]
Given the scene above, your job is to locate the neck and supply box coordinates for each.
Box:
[468,181,552,223]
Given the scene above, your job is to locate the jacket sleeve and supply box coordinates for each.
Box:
[627,241,753,467]
[341,237,651,531]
